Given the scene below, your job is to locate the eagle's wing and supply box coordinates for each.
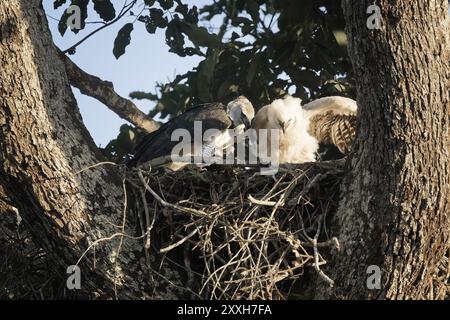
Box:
[302,96,357,114]
[307,111,356,154]
[128,103,233,167]
[303,96,357,155]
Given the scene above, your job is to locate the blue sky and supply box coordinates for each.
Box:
[44,0,212,147]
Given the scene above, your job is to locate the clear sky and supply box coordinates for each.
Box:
[44,0,212,147]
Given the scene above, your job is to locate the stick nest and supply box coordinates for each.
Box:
[127,160,346,299]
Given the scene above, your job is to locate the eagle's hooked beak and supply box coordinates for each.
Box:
[279,120,286,134]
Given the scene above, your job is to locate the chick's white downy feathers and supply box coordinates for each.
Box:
[252,96,318,164]
[253,95,358,164]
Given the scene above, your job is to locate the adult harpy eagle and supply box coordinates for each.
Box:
[127,96,255,170]
[252,95,357,164]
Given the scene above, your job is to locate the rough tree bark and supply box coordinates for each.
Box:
[0,0,180,299]
[316,0,449,299]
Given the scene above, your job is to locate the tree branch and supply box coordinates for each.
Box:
[60,51,160,133]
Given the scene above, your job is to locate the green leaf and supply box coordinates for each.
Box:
[291,69,321,89]
[242,24,253,35]
[138,15,157,33]
[231,32,240,41]
[137,9,167,34]
[150,8,167,28]
[93,0,116,22]
[180,22,221,48]
[231,16,253,26]
[129,91,159,101]
[165,20,186,56]
[103,124,140,162]
[186,6,199,24]
[54,0,67,9]
[113,23,134,59]
[217,81,238,101]
[197,50,219,102]
[58,11,70,36]
[158,0,174,10]
[246,0,260,23]
[175,4,188,15]
[246,53,262,86]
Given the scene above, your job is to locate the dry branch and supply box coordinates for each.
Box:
[60,52,159,133]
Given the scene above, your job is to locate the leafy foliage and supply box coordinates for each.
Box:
[129,0,354,117]
[54,0,68,10]
[113,23,134,59]
[55,0,116,35]
[92,0,116,22]
[52,0,355,162]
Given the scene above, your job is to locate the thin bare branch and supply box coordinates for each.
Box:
[60,52,159,133]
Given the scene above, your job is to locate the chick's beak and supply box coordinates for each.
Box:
[279,121,286,134]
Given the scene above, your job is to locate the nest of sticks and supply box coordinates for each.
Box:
[126,160,346,299]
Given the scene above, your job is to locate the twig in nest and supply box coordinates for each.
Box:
[300,215,335,287]
[74,231,148,268]
[248,195,277,207]
[141,191,153,249]
[137,173,156,251]
[160,229,198,253]
[137,170,210,219]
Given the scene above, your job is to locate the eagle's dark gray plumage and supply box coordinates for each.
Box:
[128,96,254,169]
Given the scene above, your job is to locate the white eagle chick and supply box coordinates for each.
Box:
[252,96,318,164]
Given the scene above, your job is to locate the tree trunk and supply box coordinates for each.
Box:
[0,0,180,299]
[316,0,450,299]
